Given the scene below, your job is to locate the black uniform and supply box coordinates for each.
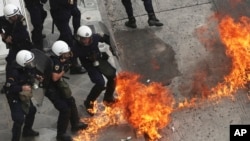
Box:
[4,62,38,141]
[121,0,163,28]
[0,15,33,77]
[24,0,47,50]
[49,0,85,74]
[121,0,154,18]
[72,34,116,115]
[44,56,87,140]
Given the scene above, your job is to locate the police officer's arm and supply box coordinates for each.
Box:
[51,61,66,82]
[52,71,65,82]
[5,69,31,94]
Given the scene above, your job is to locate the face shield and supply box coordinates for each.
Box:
[24,59,36,69]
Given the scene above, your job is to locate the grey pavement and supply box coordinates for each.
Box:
[1,0,250,141]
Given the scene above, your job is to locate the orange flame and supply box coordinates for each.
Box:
[116,71,174,140]
[210,16,250,99]
[74,71,174,141]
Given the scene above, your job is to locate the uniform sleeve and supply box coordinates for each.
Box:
[5,69,22,94]
[52,58,63,73]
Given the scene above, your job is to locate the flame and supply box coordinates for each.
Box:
[74,71,174,141]
[178,14,250,108]
[210,16,250,99]
[116,71,174,140]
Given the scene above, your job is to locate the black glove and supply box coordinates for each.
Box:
[101,52,109,60]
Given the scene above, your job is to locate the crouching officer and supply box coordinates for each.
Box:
[44,40,88,141]
[72,25,117,116]
[4,50,41,141]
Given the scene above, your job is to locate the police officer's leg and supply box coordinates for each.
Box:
[54,100,72,140]
[53,11,73,47]
[84,69,105,115]
[7,99,25,141]
[103,75,117,104]
[22,101,39,137]
[45,88,72,141]
[71,7,81,35]
[40,4,47,26]
[27,6,44,50]
[142,0,163,26]
[121,0,137,28]
[66,97,88,132]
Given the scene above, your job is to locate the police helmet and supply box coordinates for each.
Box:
[3,4,19,18]
[77,25,92,38]
[51,40,71,56]
[16,50,35,67]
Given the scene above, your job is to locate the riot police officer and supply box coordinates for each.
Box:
[121,0,163,28]
[0,4,33,78]
[49,0,86,74]
[44,40,88,141]
[24,0,48,50]
[72,25,117,116]
[4,50,41,141]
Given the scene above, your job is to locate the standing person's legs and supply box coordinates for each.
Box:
[71,7,81,35]
[22,102,39,137]
[66,97,88,132]
[142,0,163,26]
[27,5,45,50]
[52,11,73,47]
[54,100,72,141]
[6,98,25,141]
[121,0,137,28]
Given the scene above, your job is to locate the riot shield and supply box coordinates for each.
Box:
[31,49,53,106]
[31,49,53,87]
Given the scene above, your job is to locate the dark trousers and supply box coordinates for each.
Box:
[27,4,47,41]
[45,88,79,135]
[121,0,155,17]
[6,96,36,141]
[50,9,73,47]
[71,6,81,34]
[85,67,116,102]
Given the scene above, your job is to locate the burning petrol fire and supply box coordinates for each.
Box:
[210,15,250,99]
[74,71,174,141]
[115,72,174,140]
[178,15,250,108]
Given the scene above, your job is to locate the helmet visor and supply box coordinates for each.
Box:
[24,59,36,68]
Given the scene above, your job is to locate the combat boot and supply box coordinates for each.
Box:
[103,97,118,106]
[125,16,137,28]
[84,100,95,116]
[71,122,88,132]
[148,13,163,27]
[22,129,39,137]
[56,134,72,141]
